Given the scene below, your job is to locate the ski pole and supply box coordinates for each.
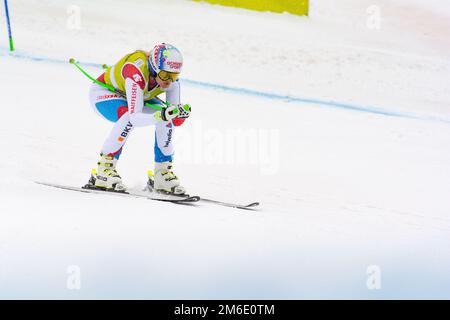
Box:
[3,0,14,51]
[69,58,164,111]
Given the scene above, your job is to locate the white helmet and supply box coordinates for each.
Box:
[149,43,183,75]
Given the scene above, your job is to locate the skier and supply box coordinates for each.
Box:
[87,43,191,195]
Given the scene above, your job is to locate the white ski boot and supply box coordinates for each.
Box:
[93,153,126,192]
[148,161,186,196]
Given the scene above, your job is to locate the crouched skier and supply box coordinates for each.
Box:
[87,43,191,195]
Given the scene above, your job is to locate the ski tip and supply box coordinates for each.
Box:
[69,57,76,64]
[246,202,260,208]
[237,203,260,210]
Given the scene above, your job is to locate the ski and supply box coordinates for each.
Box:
[145,175,259,210]
[36,182,259,210]
[35,181,200,204]
[199,198,260,211]
[143,191,259,210]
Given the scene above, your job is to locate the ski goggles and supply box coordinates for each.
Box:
[158,70,179,82]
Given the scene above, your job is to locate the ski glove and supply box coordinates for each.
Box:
[161,104,191,122]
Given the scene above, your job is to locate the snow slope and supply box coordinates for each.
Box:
[0,0,450,299]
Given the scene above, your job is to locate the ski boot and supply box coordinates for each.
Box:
[146,161,186,196]
[84,153,126,192]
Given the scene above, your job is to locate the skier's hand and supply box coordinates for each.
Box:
[161,104,191,122]
[176,104,191,119]
[160,104,178,121]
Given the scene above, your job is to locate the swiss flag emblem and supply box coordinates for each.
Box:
[133,74,142,82]
[122,63,146,90]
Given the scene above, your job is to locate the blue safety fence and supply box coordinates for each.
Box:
[1,48,449,125]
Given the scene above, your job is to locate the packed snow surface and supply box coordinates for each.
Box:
[0,0,449,298]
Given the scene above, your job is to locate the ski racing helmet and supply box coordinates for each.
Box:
[149,43,183,81]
